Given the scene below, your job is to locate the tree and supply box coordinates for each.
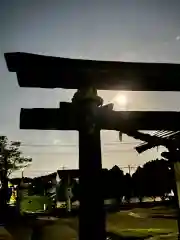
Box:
[56,176,77,202]
[71,178,79,201]
[0,136,32,206]
[132,166,145,202]
[143,159,172,200]
[31,172,57,196]
[132,159,173,202]
[31,178,45,196]
[10,177,32,186]
[124,173,132,203]
[108,165,125,202]
[0,136,32,177]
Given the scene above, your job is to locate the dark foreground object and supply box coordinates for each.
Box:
[5,51,180,240]
[5,52,180,91]
[107,232,152,240]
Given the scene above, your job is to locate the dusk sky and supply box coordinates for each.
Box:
[1,0,180,177]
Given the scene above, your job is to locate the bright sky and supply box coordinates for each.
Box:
[1,0,180,177]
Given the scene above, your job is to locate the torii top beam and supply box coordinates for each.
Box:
[4,52,180,91]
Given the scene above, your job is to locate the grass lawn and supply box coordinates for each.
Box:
[20,195,53,214]
[6,205,179,240]
[106,209,178,239]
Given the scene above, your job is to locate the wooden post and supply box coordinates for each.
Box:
[172,161,180,237]
[166,147,180,238]
[67,174,72,213]
[78,99,105,240]
[0,149,9,224]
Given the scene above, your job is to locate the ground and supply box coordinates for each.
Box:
[6,205,179,240]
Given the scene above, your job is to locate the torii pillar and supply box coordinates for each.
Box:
[72,89,105,240]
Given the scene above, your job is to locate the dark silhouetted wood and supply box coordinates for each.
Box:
[100,110,180,130]
[136,131,180,154]
[20,108,76,130]
[5,51,180,240]
[79,128,105,240]
[20,108,180,130]
[57,169,107,179]
[4,52,180,91]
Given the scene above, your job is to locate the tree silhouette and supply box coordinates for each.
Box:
[56,176,79,202]
[71,178,79,201]
[0,136,32,178]
[108,165,125,202]
[0,136,32,216]
[132,159,173,201]
[132,166,145,202]
[144,159,172,200]
[31,178,45,196]
[31,172,56,196]
[124,173,132,203]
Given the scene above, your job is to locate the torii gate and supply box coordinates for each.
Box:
[4,52,180,240]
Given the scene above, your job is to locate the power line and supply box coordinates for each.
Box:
[18,142,142,158]
[20,142,141,155]
[20,141,141,148]
[22,149,137,155]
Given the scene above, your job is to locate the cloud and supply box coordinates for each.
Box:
[176,36,180,41]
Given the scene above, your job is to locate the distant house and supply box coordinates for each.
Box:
[10,177,33,186]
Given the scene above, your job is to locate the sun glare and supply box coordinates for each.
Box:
[114,94,127,106]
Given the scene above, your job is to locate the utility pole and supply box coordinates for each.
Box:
[126,165,139,175]
[128,165,131,175]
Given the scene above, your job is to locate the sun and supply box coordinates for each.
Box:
[114,94,127,107]
[116,94,127,106]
